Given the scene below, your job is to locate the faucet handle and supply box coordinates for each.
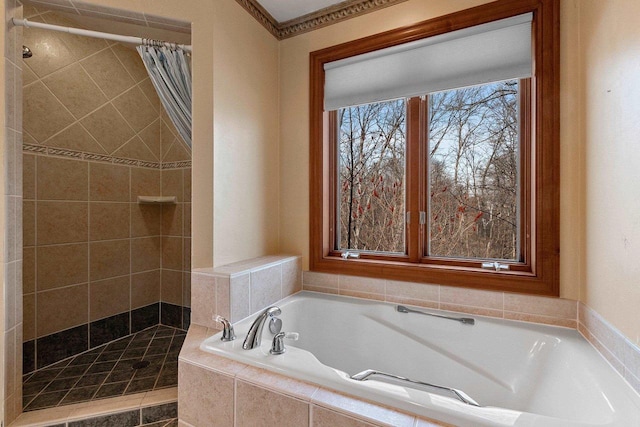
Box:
[270,332,299,355]
[214,315,236,342]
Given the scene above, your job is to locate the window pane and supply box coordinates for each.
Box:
[428,80,519,261]
[337,99,406,253]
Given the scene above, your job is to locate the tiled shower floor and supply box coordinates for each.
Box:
[23,325,186,411]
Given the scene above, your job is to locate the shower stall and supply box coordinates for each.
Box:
[16,1,192,418]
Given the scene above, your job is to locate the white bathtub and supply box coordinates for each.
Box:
[200,292,640,426]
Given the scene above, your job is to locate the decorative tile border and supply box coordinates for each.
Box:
[23,143,191,169]
[235,0,410,40]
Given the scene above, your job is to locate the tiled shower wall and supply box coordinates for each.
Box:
[21,6,192,374]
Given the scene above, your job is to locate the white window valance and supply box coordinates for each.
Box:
[324,13,533,111]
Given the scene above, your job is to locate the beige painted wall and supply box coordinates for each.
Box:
[43,0,282,269]
[212,0,280,267]
[278,0,583,301]
[580,0,640,344]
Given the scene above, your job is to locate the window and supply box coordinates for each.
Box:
[310,0,559,295]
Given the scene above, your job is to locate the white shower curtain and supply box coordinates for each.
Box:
[137,45,192,147]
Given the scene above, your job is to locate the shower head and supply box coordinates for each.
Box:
[22,45,32,58]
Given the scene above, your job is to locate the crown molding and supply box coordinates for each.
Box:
[235,0,409,40]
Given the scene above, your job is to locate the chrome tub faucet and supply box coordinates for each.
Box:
[242,306,281,350]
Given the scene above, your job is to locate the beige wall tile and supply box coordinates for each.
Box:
[37,283,89,336]
[22,25,75,78]
[236,381,309,427]
[23,154,36,199]
[23,81,75,142]
[282,257,302,297]
[131,204,162,237]
[131,167,161,202]
[162,203,183,236]
[302,285,340,295]
[183,238,191,272]
[37,243,88,290]
[303,271,339,289]
[215,276,230,319]
[90,275,130,321]
[386,280,439,304]
[80,103,135,154]
[503,312,576,329]
[37,156,88,201]
[42,63,108,119]
[138,119,161,160]
[111,44,148,83]
[184,203,191,236]
[90,239,130,281]
[439,303,503,319]
[23,200,35,246]
[113,136,158,162]
[311,388,414,427]
[138,79,161,112]
[183,272,191,308]
[131,237,161,273]
[340,275,385,295]
[183,169,191,202]
[440,286,503,311]
[178,362,234,427]
[37,201,88,245]
[23,246,36,294]
[89,162,130,201]
[228,273,250,322]
[161,269,182,305]
[162,236,183,270]
[250,265,282,314]
[80,48,136,99]
[237,366,318,401]
[4,328,16,403]
[112,86,158,133]
[46,123,107,154]
[22,62,39,85]
[163,142,190,162]
[162,168,183,202]
[41,13,109,60]
[23,293,36,341]
[311,406,378,427]
[131,270,161,309]
[504,294,577,319]
[190,273,216,328]
[89,202,130,241]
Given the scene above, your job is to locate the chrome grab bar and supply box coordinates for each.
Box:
[350,369,480,407]
[396,305,475,325]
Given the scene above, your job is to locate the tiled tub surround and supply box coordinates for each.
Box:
[179,325,444,427]
[180,254,640,426]
[302,271,640,396]
[23,325,184,412]
[190,255,302,328]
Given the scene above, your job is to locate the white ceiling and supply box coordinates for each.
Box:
[256,0,346,23]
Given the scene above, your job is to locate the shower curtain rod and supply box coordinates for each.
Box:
[11,17,192,52]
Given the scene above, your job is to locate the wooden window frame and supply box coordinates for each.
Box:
[310,0,559,296]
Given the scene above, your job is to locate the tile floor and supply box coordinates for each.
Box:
[23,325,186,411]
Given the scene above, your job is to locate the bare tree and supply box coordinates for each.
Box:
[337,80,520,261]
